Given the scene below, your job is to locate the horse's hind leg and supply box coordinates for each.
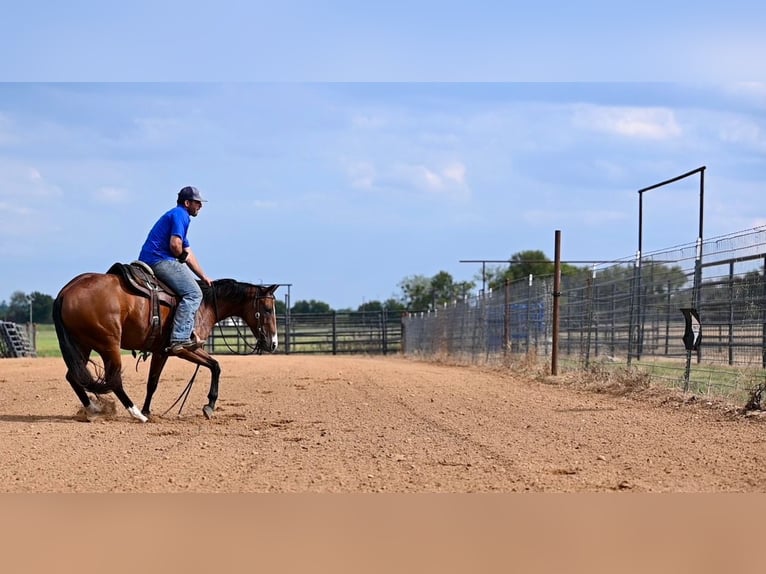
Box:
[65,370,95,412]
[64,346,104,418]
[102,349,148,423]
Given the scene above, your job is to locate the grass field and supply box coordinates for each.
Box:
[32,323,60,357]
[556,353,765,405]
[32,323,137,358]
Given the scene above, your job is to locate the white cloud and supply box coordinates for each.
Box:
[343,157,470,200]
[718,118,765,151]
[92,186,128,203]
[28,167,43,182]
[0,160,62,199]
[572,105,682,139]
[723,82,766,104]
[443,162,466,186]
[395,161,470,199]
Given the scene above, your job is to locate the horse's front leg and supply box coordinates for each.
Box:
[160,348,221,419]
[142,352,170,418]
[203,357,222,419]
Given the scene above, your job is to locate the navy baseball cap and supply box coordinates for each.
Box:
[178,186,207,202]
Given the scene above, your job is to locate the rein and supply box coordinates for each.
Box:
[160,365,200,417]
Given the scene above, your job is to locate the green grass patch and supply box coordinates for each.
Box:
[567,354,766,405]
[32,323,61,357]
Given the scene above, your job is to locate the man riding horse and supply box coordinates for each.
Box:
[53,185,279,422]
[138,186,213,354]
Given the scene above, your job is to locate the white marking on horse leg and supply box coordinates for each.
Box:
[127,405,149,423]
[271,333,279,352]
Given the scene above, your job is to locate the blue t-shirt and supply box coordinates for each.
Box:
[138,206,191,265]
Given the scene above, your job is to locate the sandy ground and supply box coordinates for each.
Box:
[0,354,764,492]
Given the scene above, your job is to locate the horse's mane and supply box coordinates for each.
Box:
[199,279,263,305]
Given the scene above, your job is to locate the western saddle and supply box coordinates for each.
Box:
[107,261,177,351]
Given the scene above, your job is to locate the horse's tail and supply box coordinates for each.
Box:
[53,293,110,395]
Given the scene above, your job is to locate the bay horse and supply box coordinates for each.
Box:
[52,264,278,422]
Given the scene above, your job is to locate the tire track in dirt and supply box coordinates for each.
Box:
[352,377,535,489]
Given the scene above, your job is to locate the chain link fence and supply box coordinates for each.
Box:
[403,226,766,404]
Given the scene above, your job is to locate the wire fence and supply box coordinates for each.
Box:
[402,225,766,404]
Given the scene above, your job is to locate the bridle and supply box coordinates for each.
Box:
[212,286,276,355]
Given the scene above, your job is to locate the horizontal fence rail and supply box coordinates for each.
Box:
[208,310,403,356]
[403,226,766,403]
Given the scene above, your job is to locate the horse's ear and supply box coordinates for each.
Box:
[266,284,279,295]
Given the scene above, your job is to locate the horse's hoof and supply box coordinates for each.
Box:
[127,405,149,423]
[202,405,214,419]
[86,402,103,415]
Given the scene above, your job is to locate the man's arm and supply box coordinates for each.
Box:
[169,235,185,258]
[183,249,213,286]
[169,236,212,286]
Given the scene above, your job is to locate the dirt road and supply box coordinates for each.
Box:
[0,354,763,492]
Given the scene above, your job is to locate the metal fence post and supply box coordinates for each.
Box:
[551,230,561,376]
[332,311,337,355]
[762,255,766,369]
[524,273,534,354]
[381,309,388,355]
[503,279,510,353]
[284,293,292,355]
[628,251,640,365]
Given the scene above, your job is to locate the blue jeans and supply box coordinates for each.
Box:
[151,259,202,343]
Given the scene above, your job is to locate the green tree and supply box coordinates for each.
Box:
[29,291,54,323]
[4,291,56,323]
[594,261,688,295]
[356,299,405,312]
[291,299,332,314]
[358,300,383,312]
[639,261,688,294]
[399,271,475,311]
[383,298,406,312]
[484,250,585,291]
[700,269,763,322]
[7,291,31,323]
[398,275,431,311]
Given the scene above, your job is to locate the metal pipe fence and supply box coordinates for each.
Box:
[403,226,766,403]
[209,310,403,355]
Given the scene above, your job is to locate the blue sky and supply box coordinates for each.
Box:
[1,3,765,309]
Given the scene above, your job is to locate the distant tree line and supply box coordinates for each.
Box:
[0,291,55,324]
[1,249,699,322]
